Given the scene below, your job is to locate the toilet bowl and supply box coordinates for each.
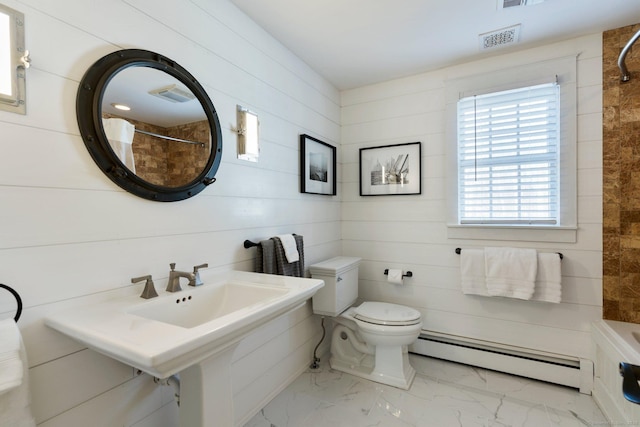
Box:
[309,257,422,390]
[331,302,422,389]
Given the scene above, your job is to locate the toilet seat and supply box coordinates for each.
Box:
[353,302,421,326]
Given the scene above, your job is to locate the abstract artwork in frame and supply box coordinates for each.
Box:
[359,142,421,196]
[300,134,336,196]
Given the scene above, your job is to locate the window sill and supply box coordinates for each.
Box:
[447,224,577,243]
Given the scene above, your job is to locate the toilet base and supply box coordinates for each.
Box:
[330,345,416,390]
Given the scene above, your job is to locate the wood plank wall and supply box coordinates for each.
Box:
[341,34,603,361]
[0,0,340,425]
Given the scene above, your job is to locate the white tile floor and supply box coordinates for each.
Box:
[244,354,610,426]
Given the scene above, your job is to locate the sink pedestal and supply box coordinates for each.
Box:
[179,343,239,427]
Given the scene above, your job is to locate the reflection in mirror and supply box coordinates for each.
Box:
[236,106,259,162]
[102,66,211,188]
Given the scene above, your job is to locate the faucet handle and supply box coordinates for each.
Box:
[192,263,208,286]
[170,262,176,271]
[193,263,208,272]
[131,275,158,299]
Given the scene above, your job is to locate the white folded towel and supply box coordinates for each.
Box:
[485,247,537,300]
[460,249,488,296]
[0,318,22,394]
[276,234,299,263]
[0,318,35,427]
[531,253,562,303]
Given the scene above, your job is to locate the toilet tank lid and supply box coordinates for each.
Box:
[354,302,421,325]
[309,256,361,275]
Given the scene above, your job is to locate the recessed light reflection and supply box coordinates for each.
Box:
[111,103,131,111]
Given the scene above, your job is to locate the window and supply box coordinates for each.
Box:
[445,55,577,243]
[0,3,26,114]
[457,82,559,225]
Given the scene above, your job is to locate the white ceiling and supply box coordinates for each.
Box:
[230,0,640,90]
[103,66,206,128]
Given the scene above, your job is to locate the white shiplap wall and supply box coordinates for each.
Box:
[0,0,340,425]
[341,34,603,361]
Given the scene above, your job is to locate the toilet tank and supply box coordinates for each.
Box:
[309,257,361,317]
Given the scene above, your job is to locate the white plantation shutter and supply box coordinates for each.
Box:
[457,82,560,224]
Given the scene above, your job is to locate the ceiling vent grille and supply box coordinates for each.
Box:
[479,25,521,50]
[503,0,524,7]
[148,85,195,103]
[500,0,545,8]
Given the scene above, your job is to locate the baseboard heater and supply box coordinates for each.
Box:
[410,331,593,394]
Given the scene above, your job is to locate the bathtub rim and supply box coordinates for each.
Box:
[593,319,640,366]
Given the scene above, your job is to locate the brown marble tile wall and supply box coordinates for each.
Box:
[603,23,640,323]
[166,120,210,187]
[103,115,209,187]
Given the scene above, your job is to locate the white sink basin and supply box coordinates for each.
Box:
[45,270,324,379]
[128,282,288,328]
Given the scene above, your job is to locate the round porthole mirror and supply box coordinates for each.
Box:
[76,49,222,202]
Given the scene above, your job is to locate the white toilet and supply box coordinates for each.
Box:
[309,257,422,390]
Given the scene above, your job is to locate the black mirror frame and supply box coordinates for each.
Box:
[76,49,223,202]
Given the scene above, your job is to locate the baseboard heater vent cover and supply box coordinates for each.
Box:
[410,332,593,394]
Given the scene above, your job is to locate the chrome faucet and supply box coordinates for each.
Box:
[191,263,208,286]
[131,274,158,299]
[166,263,195,292]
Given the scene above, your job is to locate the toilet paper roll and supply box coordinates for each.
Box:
[387,269,404,285]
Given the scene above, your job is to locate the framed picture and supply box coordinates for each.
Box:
[359,142,421,196]
[300,134,336,196]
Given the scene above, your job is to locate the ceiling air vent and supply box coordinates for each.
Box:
[479,25,521,50]
[148,84,195,103]
[500,0,545,8]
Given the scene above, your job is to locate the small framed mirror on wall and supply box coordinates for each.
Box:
[236,106,259,162]
[0,3,28,114]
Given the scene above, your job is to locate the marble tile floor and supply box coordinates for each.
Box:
[244,354,611,427]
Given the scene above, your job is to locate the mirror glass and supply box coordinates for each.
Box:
[237,106,259,162]
[76,49,222,202]
[102,67,210,187]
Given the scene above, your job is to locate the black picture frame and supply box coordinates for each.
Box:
[359,142,421,196]
[300,134,336,196]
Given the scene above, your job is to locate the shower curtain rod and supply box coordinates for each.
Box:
[134,129,205,147]
[618,28,640,82]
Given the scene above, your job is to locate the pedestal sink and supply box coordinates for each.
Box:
[45,270,324,426]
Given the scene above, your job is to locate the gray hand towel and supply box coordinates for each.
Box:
[273,235,304,277]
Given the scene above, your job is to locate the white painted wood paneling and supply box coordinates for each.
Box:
[340,34,603,364]
[36,374,172,427]
[0,0,340,424]
[233,330,328,425]
[30,349,134,423]
[0,0,608,423]
[232,305,320,394]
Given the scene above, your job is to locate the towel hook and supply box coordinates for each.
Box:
[0,284,22,322]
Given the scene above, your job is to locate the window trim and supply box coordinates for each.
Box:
[445,55,577,243]
[0,3,26,115]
